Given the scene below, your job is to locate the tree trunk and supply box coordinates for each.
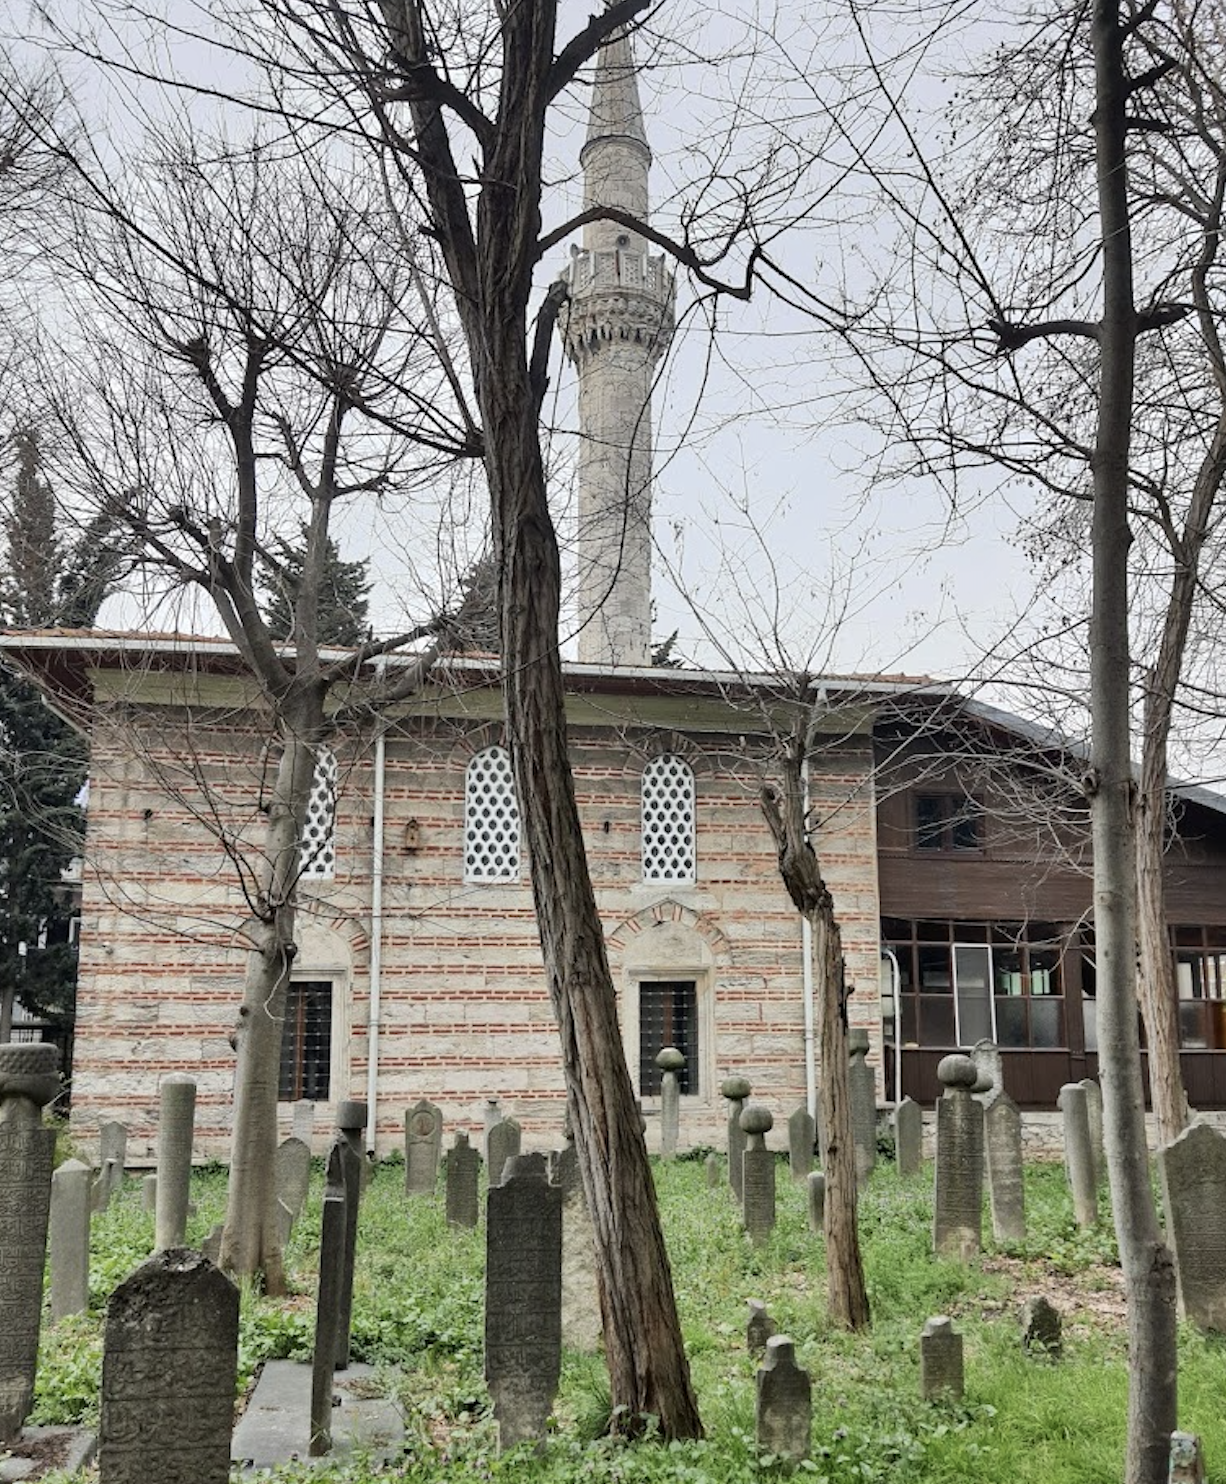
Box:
[813,908,871,1329]
[0,980,14,1044]
[1135,765,1187,1149]
[220,700,323,1293]
[1089,6,1178,1477]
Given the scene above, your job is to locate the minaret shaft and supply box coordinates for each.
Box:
[561,26,674,668]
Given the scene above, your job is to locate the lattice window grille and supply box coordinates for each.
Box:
[299,747,338,881]
[465,746,520,882]
[642,754,696,882]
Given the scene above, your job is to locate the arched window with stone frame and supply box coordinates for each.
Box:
[641,753,696,884]
[464,745,521,882]
[299,746,338,881]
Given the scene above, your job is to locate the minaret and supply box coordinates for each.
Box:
[560,25,675,668]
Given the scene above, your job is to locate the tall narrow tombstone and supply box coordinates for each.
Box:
[919,1316,964,1400]
[704,1152,721,1187]
[1058,1083,1098,1229]
[404,1099,444,1195]
[1159,1120,1226,1331]
[445,1131,481,1229]
[788,1105,815,1182]
[334,1100,367,1370]
[50,1157,92,1323]
[894,1096,923,1177]
[847,1029,878,1188]
[482,1099,503,1158]
[141,1174,158,1212]
[740,1106,776,1245]
[92,1159,119,1213]
[274,1136,312,1237]
[657,1047,685,1159]
[755,1336,812,1464]
[747,1299,775,1355]
[154,1074,196,1252]
[970,1039,1003,1107]
[485,1153,562,1451]
[487,1117,522,1188]
[310,1145,348,1457]
[292,1098,315,1149]
[932,1054,983,1261]
[722,1076,751,1202]
[551,1132,601,1353]
[98,1121,128,1202]
[99,1248,238,1484]
[1079,1077,1104,1186]
[984,1093,1026,1243]
[806,1170,826,1235]
[0,1042,59,1444]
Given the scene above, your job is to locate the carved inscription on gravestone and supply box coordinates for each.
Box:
[99,1249,238,1484]
[485,1153,562,1451]
[933,1055,983,1261]
[1160,1120,1226,1331]
[0,1042,59,1444]
[445,1132,481,1229]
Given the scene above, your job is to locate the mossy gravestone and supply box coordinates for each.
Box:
[933,1055,983,1260]
[740,1106,776,1245]
[100,1249,238,1484]
[404,1099,444,1196]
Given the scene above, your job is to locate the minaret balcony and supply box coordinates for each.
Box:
[560,247,676,360]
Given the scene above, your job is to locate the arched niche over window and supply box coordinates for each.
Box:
[642,754,696,884]
[464,745,521,882]
[299,746,338,881]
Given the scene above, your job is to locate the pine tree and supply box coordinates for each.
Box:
[260,527,372,648]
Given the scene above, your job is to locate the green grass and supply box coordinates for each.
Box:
[24,1153,1226,1482]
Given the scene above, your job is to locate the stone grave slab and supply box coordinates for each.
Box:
[231,1361,404,1470]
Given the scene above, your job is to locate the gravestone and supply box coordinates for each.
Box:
[985,1093,1026,1243]
[1170,1432,1207,1484]
[292,1099,315,1149]
[50,1158,93,1323]
[1159,1120,1226,1330]
[142,1175,157,1212]
[932,1054,983,1261]
[310,1145,348,1456]
[788,1105,815,1182]
[894,1096,923,1177]
[740,1106,776,1245]
[756,1336,811,1464]
[334,1100,367,1370]
[93,1159,119,1213]
[404,1099,444,1195]
[1079,1077,1104,1186]
[0,1042,59,1445]
[98,1121,128,1203]
[482,1099,503,1158]
[704,1152,721,1187]
[201,1223,224,1264]
[971,1039,1003,1107]
[806,1170,826,1235]
[485,1153,562,1451]
[445,1131,481,1229]
[155,1075,196,1253]
[919,1316,963,1400]
[722,1076,751,1202]
[1020,1295,1063,1358]
[747,1299,775,1355]
[657,1048,685,1159]
[100,1249,238,1484]
[847,1029,877,1188]
[552,1134,601,1353]
[1058,1083,1098,1228]
[274,1136,312,1235]
[487,1117,522,1188]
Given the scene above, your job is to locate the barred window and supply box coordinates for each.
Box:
[465,746,520,882]
[642,754,696,882]
[279,980,333,1101]
[299,747,338,880]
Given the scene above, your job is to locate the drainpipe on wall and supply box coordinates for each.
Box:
[801,757,817,1121]
[364,710,388,1158]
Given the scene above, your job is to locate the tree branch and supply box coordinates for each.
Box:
[546,0,654,103]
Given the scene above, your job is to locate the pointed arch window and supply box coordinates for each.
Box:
[465,746,521,882]
[299,747,338,881]
[642,754,696,883]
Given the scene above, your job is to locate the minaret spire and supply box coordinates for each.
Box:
[560,21,674,668]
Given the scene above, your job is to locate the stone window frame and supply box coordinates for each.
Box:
[641,753,697,884]
[278,978,336,1102]
[624,968,714,1109]
[464,744,522,883]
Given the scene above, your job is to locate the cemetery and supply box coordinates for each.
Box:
[2,1040,1225,1483]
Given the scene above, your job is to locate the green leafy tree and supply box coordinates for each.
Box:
[260,527,372,648]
